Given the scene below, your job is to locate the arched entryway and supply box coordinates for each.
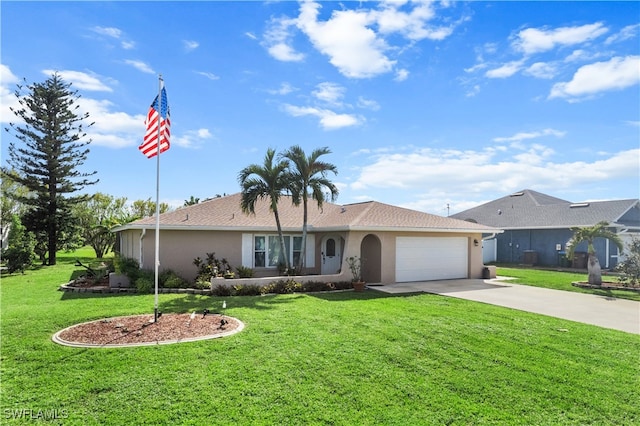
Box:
[361,234,381,283]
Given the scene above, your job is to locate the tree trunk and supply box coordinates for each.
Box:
[48,198,57,266]
[298,197,308,272]
[273,209,290,271]
[587,253,602,286]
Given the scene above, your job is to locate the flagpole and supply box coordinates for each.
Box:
[154,75,162,323]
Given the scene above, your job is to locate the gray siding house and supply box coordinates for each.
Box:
[452,190,640,269]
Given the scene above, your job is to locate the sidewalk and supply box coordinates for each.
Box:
[370,278,640,334]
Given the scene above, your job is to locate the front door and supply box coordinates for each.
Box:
[321,236,341,275]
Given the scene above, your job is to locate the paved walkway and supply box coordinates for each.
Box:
[370,278,640,335]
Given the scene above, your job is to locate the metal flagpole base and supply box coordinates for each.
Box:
[154,308,159,323]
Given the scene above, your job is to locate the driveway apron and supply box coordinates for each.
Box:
[370,278,640,335]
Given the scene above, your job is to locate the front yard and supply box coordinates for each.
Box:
[1,250,639,424]
[496,266,640,302]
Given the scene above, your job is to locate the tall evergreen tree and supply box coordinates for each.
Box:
[1,73,98,265]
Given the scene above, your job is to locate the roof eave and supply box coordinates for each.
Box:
[114,224,502,234]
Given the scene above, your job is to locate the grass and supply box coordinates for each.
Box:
[1,250,639,425]
[497,266,640,302]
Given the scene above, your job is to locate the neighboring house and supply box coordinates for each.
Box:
[114,193,500,284]
[452,189,640,269]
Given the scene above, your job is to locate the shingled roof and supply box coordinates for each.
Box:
[116,193,498,234]
[451,189,640,229]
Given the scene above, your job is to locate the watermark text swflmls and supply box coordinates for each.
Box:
[4,408,69,420]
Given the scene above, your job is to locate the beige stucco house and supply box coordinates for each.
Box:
[114,193,500,284]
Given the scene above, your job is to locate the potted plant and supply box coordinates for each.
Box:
[346,256,365,292]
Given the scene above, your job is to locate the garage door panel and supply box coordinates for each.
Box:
[396,237,468,282]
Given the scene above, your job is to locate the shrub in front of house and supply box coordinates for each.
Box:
[233,284,262,296]
[236,265,254,278]
[261,279,303,294]
[211,284,233,297]
[301,280,335,292]
[114,255,141,282]
[193,279,211,290]
[160,270,189,289]
[135,270,154,294]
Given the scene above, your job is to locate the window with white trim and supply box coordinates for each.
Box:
[253,234,303,268]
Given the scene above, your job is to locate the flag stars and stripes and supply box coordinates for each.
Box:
[139,84,170,158]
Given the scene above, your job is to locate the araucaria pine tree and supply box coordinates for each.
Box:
[2,73,98,265]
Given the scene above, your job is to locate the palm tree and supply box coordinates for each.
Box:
[238,148,291,271]
[567,221,623,285]
[281,145,338,271]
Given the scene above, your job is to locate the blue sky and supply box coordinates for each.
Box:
[1,1,638,215]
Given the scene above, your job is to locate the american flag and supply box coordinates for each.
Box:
[139,84,170,158]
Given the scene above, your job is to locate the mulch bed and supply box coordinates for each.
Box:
[53,313,242,347]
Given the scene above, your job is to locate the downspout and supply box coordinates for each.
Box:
[139,228,146,268]
[605,239,610,269]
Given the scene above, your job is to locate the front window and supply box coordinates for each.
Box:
[255,236,266,267]
[293,236,303,268]
[253,234,302,268]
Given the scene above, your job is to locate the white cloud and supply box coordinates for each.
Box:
[524,62,557,79]
[264,16,305,62]
[485,60,524,78]
[283,104,362,130]
[92,26,122,39]
[373,1,455,41]
[549,55,640,101]
[0,64,21,124]
[41,69,112,92]
[493,128,566,143]
[173,128,213,149]
[513,22,608,55]
[350,145,639,213]
[183,40,199,52]
[0,64,19,85]
[312,82,346,106]
[124,60,155,74]
[195,71,220,81]
[394,69,409,81]
[90,26,134,49]
[465,84,481,98]
[357,96,380,111]
[605,23,640,44]
[264,1,459,79]
[245,32,258,40]
[297,1,395,78]
[267,82,296,95]
[78,98,145,148]
[268,43,305,62]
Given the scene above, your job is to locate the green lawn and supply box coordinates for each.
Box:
[497,267,640,302]
[1,250,639,425]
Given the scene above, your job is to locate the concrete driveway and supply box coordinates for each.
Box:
[370,278,640,335]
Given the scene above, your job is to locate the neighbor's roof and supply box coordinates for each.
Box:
[451,189,640,229]
[114,193,499,234]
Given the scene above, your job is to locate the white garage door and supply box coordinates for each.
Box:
[396,237,468,282]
